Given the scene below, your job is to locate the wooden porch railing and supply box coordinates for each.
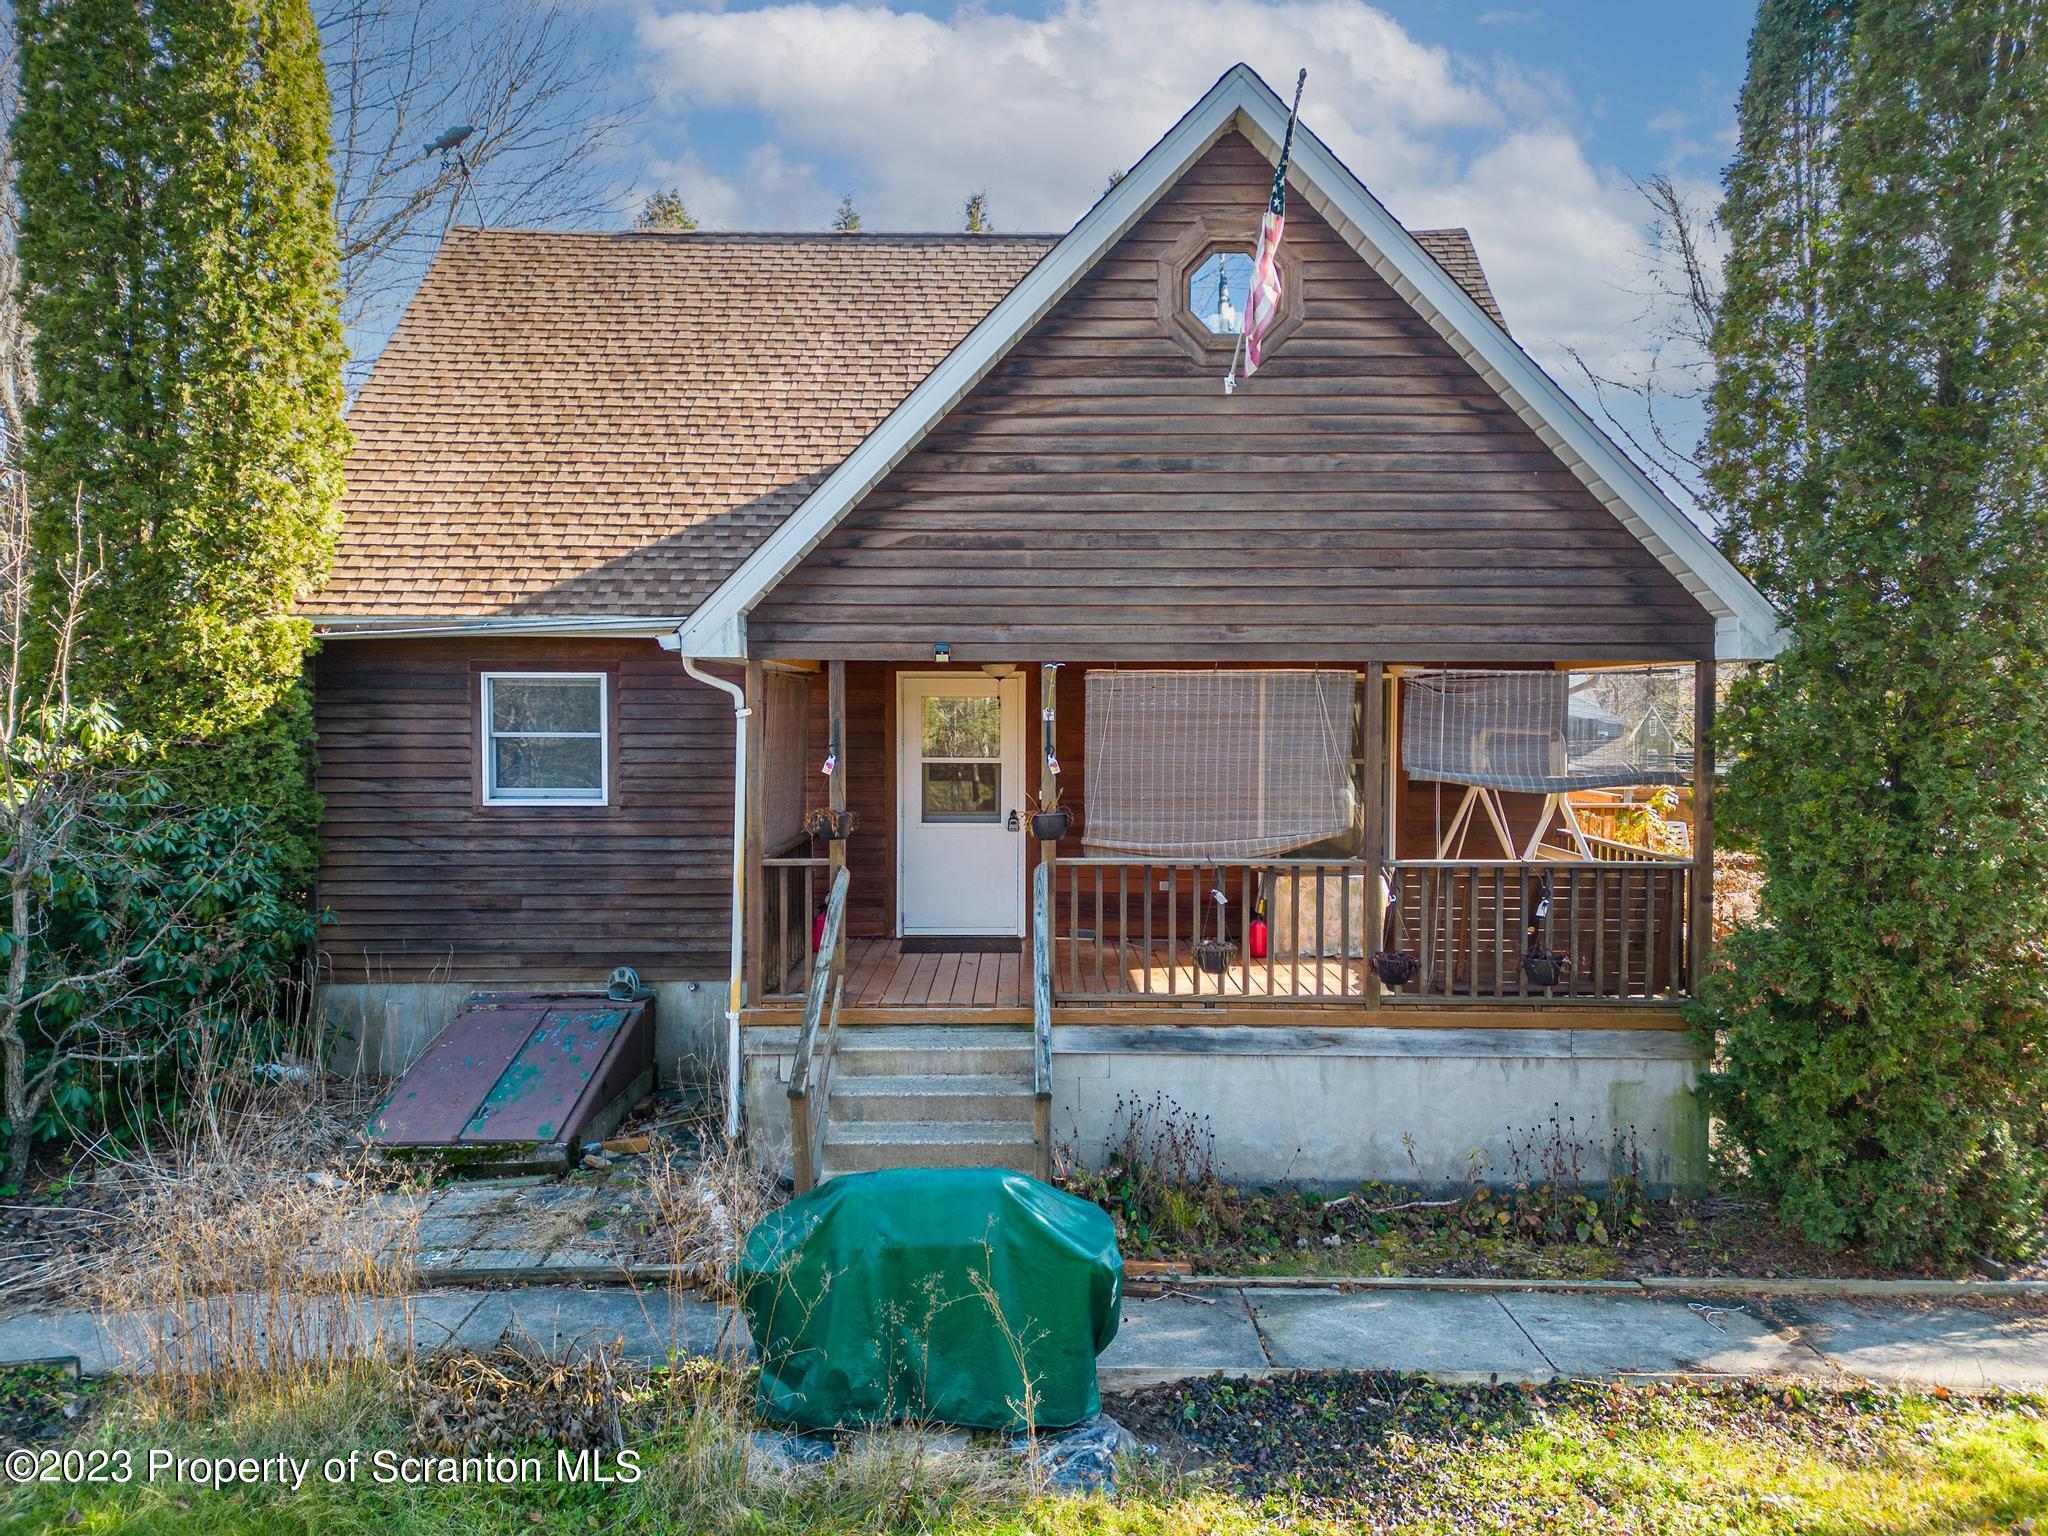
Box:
[761,851,833,1001]
[1048,858,1375,1004]
[1382,859,1693,1003]
[1030,863,1053,1179]
[787,866,849,1193]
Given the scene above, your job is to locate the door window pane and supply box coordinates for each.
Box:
[921,695,1001,760]
[922,762,1000,822]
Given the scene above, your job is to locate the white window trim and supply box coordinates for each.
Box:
[480,671,610,807]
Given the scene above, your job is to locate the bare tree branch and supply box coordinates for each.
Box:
[319,0,639,380]
[1570,173,1726,510]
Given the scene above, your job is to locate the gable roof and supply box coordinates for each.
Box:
[672,64,1780,662]
[314,221,1505,633]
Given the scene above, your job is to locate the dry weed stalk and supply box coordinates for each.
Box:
[406,1332,629,1454]
[91,1087,427,1416]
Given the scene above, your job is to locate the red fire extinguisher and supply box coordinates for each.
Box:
[1249,895,1269,961]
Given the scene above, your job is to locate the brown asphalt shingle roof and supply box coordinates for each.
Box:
[315,225,1506,622]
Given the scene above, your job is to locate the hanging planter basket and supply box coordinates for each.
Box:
[805,808,859,842]
[1030,809,1072,841]
[1195,937,1237,976]
[1371,950,1420,987]
[1521,950,1572,990]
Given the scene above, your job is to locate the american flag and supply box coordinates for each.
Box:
[1229,70,1306,393]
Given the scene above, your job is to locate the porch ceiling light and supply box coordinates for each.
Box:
[933,642,951,663]
[982,663,1017,679]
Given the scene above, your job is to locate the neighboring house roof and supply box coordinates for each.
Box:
[313,225,1506,633]
[673,64,1781,662]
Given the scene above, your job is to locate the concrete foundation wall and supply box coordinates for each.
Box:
[320,977,726,1084]
[745,1025,1707,1193]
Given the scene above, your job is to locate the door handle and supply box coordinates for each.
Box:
[1007,809,1020,832]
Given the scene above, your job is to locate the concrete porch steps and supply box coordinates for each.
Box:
[822,1119,1039,1175]
[818,1024,1040,1179]
[829,1073,1035,1123]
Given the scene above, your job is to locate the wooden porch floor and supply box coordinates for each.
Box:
[840,937,1027,1009]
[782,936,1360,1010]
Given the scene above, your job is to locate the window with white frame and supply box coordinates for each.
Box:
[481,673,608,805]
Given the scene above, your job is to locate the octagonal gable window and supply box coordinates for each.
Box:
[1187,248,1254,336]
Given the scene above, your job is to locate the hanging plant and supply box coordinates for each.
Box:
[1521,948,1572,990]
[1371,950,1420,987]
[1028,786,1071,842]
[1196,885,1236,974]
[804,807,858,842]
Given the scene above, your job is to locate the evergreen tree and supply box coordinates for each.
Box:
[636,188,697,231]
[830,193,861,233]
[1700,0,2048,1262]
[14,0,349,887]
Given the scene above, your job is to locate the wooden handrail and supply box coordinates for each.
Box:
[1054,857,1376,869]
[788,866,850,1193]
[1386,856,1694,869]
[1031,862,1053,1181]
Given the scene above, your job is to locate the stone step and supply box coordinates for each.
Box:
[822,1120,1039,1176]
[828,1073,1036,1123]
[831,1026,1033,1078]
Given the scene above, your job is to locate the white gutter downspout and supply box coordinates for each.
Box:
[666,640,748,1139]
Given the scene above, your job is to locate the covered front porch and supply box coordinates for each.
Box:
[738,659,1714,1027]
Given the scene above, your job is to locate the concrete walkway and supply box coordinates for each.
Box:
[1,1284,2042,1392]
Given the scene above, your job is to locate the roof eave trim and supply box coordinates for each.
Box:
[310,613,687,640]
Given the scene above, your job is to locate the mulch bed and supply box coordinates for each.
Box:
[1108,1372,2026,1524]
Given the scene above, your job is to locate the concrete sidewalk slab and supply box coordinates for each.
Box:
[4,1282,2043,1392]
[1780,1300,2048,1390]
[1497,1293,1812,1378]
[1098,1293,1268,1385]
[0,1306,113,1374]
[1251,1289,1548,1380]
[473,1287,741,1367]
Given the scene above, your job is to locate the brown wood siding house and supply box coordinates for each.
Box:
[307,65,1777,1184]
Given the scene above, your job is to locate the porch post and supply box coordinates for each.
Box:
[1689,658,1717,993]
[1037,663,1058,860]
[743,658,766,1006]
[1361,661,1387,1010]
[827,659,848,970]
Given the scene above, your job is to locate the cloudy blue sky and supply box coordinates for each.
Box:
[604,2,1748,375]
[363,2,1759,503]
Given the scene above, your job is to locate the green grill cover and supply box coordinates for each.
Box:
[738,1168,1122,1430]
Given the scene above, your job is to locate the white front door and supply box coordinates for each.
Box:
[897,672,1026,936]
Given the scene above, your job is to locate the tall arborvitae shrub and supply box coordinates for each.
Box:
[1700,0,2048,1263]
[14,0,349,885]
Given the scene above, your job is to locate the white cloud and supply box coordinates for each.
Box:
[634,0,1497,231]
[630,0,1711,392]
